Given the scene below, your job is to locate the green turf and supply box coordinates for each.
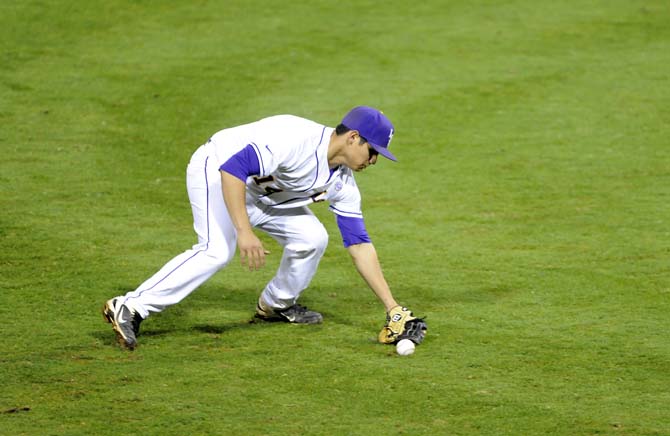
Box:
[2,0,669,434]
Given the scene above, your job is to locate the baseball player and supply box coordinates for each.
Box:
[103,106,427,350]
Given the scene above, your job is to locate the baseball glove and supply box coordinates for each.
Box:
[378,305,427,345]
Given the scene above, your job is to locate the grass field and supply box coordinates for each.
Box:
[2,1,669,435]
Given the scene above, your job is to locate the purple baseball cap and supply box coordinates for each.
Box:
[341,106,397,161]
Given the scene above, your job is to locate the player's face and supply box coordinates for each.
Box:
[351,134,378,172]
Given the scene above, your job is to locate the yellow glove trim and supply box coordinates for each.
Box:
[378,305,417,344]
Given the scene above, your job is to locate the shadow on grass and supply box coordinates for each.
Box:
[95,284,359,346]
[194,319,261,335]
[93,314,272,347]
[448,284,518,303]
[91,325,180,348]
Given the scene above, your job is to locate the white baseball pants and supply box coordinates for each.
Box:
[121,143,328,319]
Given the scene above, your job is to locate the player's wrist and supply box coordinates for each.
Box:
[385,302,400,313]
[234,223,255,235]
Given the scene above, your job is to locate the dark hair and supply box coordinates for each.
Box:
[335,123,349,135]
[335,123,367,144]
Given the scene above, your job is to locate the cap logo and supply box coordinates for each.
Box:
[387,129,394,146]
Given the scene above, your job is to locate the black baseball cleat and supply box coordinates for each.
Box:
[102,298,143,350]
[255,300,323,324]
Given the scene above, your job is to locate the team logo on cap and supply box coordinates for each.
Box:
[388,129,394,146]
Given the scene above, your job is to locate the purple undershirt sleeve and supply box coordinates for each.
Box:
[219,144,261,181]
[336,215,371,247]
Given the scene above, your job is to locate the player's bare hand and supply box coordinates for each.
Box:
[237,230,267,270]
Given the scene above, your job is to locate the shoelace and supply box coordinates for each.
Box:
[283,304,308,314]
[131,313,142,334]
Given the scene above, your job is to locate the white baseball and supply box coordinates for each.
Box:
[396,339,415,356]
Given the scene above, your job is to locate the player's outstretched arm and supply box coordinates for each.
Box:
[220,170,266,270]
[346,242,398,311]
[348,242,428,345]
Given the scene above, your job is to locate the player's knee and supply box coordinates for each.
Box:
[287,227,328,258]
[312,226,329,254]
[203,243,235,267]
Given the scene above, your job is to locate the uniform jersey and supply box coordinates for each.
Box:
[209,115,363,219]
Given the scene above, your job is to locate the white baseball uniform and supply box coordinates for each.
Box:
[120,115,368,318]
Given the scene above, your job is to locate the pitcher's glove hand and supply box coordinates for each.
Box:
[378,305,427,345]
